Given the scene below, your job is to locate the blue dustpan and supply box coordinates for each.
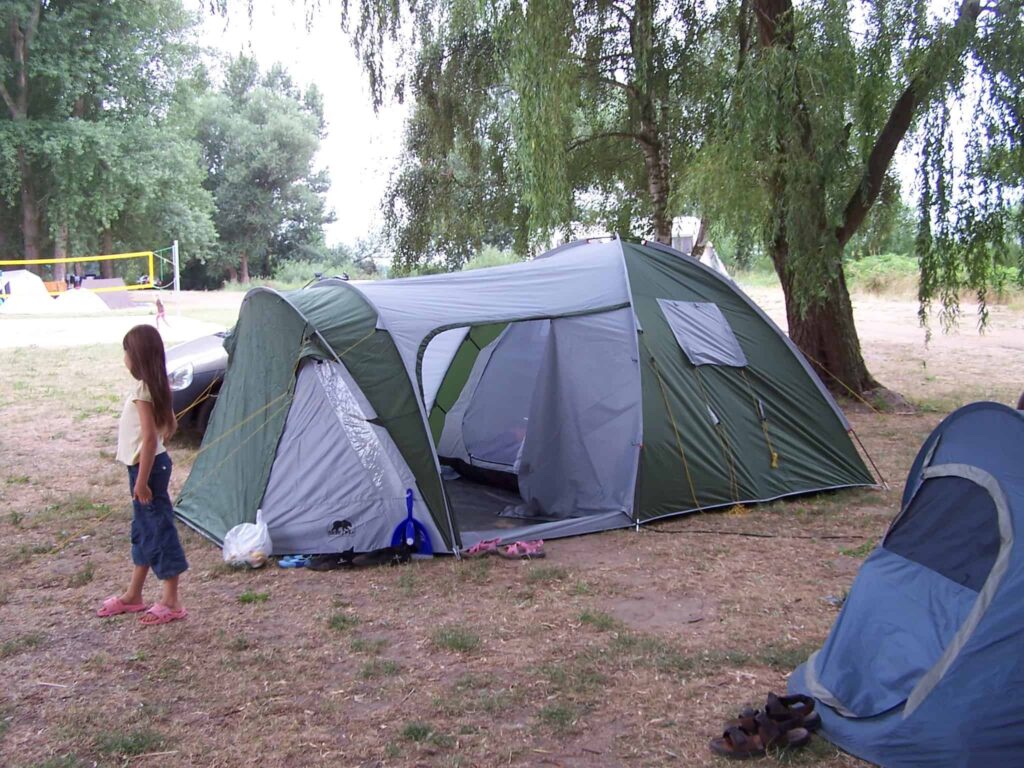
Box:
[390,488,433,556]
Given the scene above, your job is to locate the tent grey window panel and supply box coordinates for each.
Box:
[463,320,550,469]
[884,476,999,592]
[656,299,748,367]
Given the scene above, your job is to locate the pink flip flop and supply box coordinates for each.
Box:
[139,603,188,626]
[96,595,148,617]
[465,538,501,557]
[499,540,546,559]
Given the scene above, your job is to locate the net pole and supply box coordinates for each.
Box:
[172,240,180,294]
[172,240,181,315]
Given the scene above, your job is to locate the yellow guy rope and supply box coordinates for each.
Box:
[738,368,779,470]
[690,366,742,503]
[646,353,703,512]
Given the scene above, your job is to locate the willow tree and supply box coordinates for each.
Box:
[383,30,530,273]
[356,0,718,265]
[695,0,1024,393]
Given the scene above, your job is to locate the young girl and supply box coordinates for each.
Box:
[96,324,188,625]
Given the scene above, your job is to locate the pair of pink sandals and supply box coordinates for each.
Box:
[96,596,188,625]
[464,538,545,559]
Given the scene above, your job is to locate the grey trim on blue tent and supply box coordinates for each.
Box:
[804,462,1013,720]
[903,463,1014,716]
[802,649,857,717]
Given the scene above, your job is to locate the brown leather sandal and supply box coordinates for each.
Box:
[765,692,821,733]
[709,713,810,759]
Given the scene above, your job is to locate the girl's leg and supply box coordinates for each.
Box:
[121,565,149,605]
[159,574,182,612]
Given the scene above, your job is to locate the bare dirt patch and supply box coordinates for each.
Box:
[1,286,1022,767]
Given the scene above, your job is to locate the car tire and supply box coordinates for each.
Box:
[196,392,218,435]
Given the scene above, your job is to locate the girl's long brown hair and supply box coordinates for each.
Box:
[123,325,176,439]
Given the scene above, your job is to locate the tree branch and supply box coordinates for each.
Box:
[607,0,634,28]
[595,75,639,97]
[0,82,16,118]
[567,130,646,152]
[25,1,40,48]
[835,0,983,246]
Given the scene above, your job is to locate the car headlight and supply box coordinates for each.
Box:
[168,362,194,391]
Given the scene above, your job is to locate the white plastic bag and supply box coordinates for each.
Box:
[222,509,272,568]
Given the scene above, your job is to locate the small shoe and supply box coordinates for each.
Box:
[96,595,148,617]
[278,555,310,568]
[139,603,188,626]
[764,692,822,732]
[498,540,546,559]
[464,538,501,557]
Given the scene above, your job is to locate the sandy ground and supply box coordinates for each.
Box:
[0,291,241,349]
[0,284,1022,768]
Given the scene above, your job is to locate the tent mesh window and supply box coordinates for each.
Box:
[656,299,748,367]
[884,476,1000,591]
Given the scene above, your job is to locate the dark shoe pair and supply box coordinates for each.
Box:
[709,693,819,759]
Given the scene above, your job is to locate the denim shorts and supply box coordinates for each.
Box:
[128,452,188,580]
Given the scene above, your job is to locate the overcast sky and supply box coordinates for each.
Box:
[193,2,409,246]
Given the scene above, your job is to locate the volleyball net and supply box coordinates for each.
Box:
[0,243,180,296]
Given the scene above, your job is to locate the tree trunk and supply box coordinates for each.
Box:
[638,134,672,244]
[239,252,250,283]
[52,223,67,282]
[770,236,878,392]
[18,148,41,265]
[753,0,879,394]
[691,217,710,259]
[226,265,238,283]
[100,229,115,278]
[5,6,41,268]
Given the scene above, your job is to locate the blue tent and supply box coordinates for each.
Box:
[789,402,1024,767]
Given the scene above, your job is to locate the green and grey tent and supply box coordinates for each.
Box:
[176,239,874,555]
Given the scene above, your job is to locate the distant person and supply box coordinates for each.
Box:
[155,296,169,328]
[96,325,188,626]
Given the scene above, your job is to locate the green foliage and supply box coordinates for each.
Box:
[843,252,919,295]
[360,659,401,678]
[66,561,95,588]
[431,624,480,653]
[840,540,876,558]
[328,612,360,632]
[400,722,434,742]
[694,0,1024,334]
[0,1,213,273]
[0,632,44,659]
[95,728,165,757]
[237,590,269,604]
[193,56,334,286]
[461,246,526,271]
[578,609,620,631]
[382,0,718,270]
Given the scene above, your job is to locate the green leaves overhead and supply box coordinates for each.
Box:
[0,0,210,266]
[195,56,334,281]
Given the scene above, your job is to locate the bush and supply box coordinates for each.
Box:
[271,259,374,288]
[844,252,919,294]
[462,246,526,271]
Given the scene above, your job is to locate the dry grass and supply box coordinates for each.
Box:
[1,290,1023,767]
